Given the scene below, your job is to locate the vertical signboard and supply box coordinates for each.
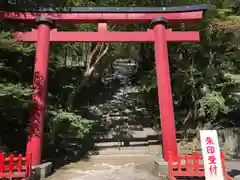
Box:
[200,130,224,180]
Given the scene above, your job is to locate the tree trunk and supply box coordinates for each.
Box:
[67,43,110,108]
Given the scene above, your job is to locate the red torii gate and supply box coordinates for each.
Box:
[1,4,209,166]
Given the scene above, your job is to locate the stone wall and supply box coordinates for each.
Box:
[222,128,240,158]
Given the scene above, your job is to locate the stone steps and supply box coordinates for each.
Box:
[87,58,161,158]
[95,140,160,148]
[92,144,162,156]
[96,147,149,155]
[93,127,161,156]
[95,141,149,147]
[93,133,148,142]
[94,128,159,142]
[93,128,160,157]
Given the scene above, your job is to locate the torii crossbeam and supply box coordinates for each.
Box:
[1,4,210,166]
[15,28,199,42]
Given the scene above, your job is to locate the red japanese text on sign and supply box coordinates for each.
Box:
[205,136,218,175]
[206,137,214,145]
[208,155,217,165]
[206,146,215,154]
[209,165,217,175]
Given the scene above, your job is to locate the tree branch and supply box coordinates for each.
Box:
[67,43,110,108]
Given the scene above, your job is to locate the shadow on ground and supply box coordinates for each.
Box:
[228,169,240,178]
[42,134,95,171]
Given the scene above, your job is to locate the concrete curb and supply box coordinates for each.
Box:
[30,162,52,180]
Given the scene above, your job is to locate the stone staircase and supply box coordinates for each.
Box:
[88,58,161,157]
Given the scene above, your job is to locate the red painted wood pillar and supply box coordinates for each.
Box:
[26,17,53,166]
[151,17,177,161]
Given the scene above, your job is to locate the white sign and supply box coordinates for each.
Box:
[200,130,224,180]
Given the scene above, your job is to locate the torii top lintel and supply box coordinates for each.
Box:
[1,4,210,24]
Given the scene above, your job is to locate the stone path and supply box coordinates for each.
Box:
[46,155,240,180]
[226,160,240,179]
[47,155,162,180]
[48,163,160,180]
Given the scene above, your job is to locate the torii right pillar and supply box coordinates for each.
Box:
[151,17,178,161]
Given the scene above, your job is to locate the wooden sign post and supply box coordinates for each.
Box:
[200,130,224,180]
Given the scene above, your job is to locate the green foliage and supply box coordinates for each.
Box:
[137,0,240,128]
[47,109,92,139]
[0,83,32,98]
[0,31,34,54]
[198,91,229,121]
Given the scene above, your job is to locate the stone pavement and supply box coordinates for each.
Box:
[45,155,240,180]
[46,155,164,180]
[226,160,240,179]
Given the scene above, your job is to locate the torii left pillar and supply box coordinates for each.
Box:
[151,17,178,161]
[26,17,53,166]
